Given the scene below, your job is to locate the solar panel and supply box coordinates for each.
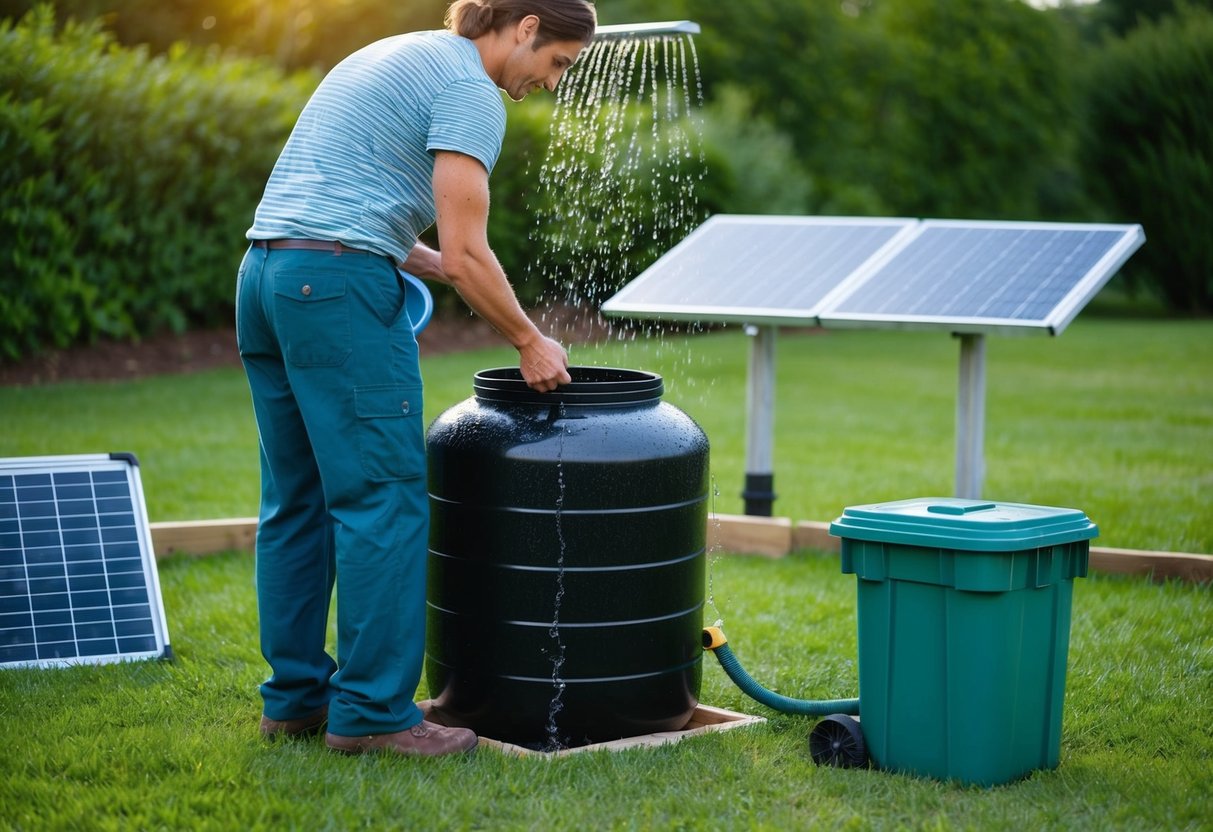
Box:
[602,215,1146,506]
[819,220,1146,335]
[600,215,919,325]
[0,453,171,669]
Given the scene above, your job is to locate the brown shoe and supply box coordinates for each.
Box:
[260,705,328,739]
[325,720,478,757]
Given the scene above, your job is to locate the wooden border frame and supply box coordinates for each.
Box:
[150,515,1213,583]
[416,702,765,758]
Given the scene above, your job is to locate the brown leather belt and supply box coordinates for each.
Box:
[252,238,368,255]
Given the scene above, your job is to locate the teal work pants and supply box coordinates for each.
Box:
[235,243,427,736]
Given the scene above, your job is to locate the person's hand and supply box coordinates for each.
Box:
[518,335,571,392]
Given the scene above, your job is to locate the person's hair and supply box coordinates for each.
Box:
[446,0,597,47]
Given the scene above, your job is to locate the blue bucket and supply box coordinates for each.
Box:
[399,270,434,335]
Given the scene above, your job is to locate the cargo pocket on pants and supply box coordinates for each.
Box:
[354,384,425,481]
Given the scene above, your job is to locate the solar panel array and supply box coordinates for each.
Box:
[1,454,170,669]
[602,216,1145,335]
[601,216,918,325]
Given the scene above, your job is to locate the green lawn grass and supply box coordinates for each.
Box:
[0,316,1210,829]
[1,550,1209,830]
[1,317,1209,551]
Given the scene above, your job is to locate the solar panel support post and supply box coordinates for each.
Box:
[743,325,778,516]
[954,333,987,500]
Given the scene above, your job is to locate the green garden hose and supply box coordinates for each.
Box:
[702,626,860,717]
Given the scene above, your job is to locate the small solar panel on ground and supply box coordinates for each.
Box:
[0,454,171,669]
[819,220,1146,335]
[600,215,918,325]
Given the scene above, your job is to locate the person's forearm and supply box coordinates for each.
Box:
[440,244,543,350]
[399,241,447,283]
[404,238,539,348]
[429,150,568,391]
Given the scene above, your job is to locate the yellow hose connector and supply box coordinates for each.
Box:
[701,626,727,650]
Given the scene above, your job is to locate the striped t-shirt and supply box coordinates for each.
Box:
[248,30,506,265]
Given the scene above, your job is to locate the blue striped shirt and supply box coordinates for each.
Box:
[248,30,506,264]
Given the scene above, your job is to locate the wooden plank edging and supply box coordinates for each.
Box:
[150,518,258,558]
[707,514,792,558]
[149,515,1213,583]
[1086,547,1213,583]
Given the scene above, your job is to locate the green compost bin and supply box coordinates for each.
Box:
[829,497,1097,786]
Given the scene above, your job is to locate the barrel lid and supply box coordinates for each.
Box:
[829,497,1098,552]
[473,366,663,406]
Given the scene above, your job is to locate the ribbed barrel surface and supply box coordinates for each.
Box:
[425,367,709,747]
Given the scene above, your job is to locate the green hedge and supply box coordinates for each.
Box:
[1,8,815,359]
[1080,4,1213,314]
[0,6,314,360]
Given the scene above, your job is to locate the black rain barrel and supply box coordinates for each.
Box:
[425,366,709,748]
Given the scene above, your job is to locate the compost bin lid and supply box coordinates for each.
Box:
[829,497,1098,552]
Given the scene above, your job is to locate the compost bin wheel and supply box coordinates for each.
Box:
[809,714,868,769]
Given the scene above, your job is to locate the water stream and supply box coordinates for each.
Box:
[543,403,570,751]
[706,475,725,628]
[529,33,706,345]
[533,34,711,751]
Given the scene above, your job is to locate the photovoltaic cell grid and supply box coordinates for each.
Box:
[600,215,918,325]
[0,454,170,669]
[602,216,1144,335]
[821,221,1146,334]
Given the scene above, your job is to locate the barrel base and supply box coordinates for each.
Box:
[417,700,765,757]
[424,663,701,749]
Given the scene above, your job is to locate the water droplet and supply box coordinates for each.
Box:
[524,36,711,751]
[526,34,706,337]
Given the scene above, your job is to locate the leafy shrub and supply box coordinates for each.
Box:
[0,6,314,360]
[695,84,814,216]
[609,0,1079,220]
[0,92,94,355]
[864,0,1077,219]
[1,7,818,359]
[0,0,450,71]
[1080,4,1213,313]
[486,99,558,308]
[1093,0,1213,36]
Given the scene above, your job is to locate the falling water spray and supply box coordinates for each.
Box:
[528,21,707,346]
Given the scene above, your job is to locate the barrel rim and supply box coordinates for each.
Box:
[473,366,664,405]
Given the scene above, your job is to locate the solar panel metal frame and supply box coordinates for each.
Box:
[1,453,171,670]
[817,219,1146,336]
[600,214,920,326]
